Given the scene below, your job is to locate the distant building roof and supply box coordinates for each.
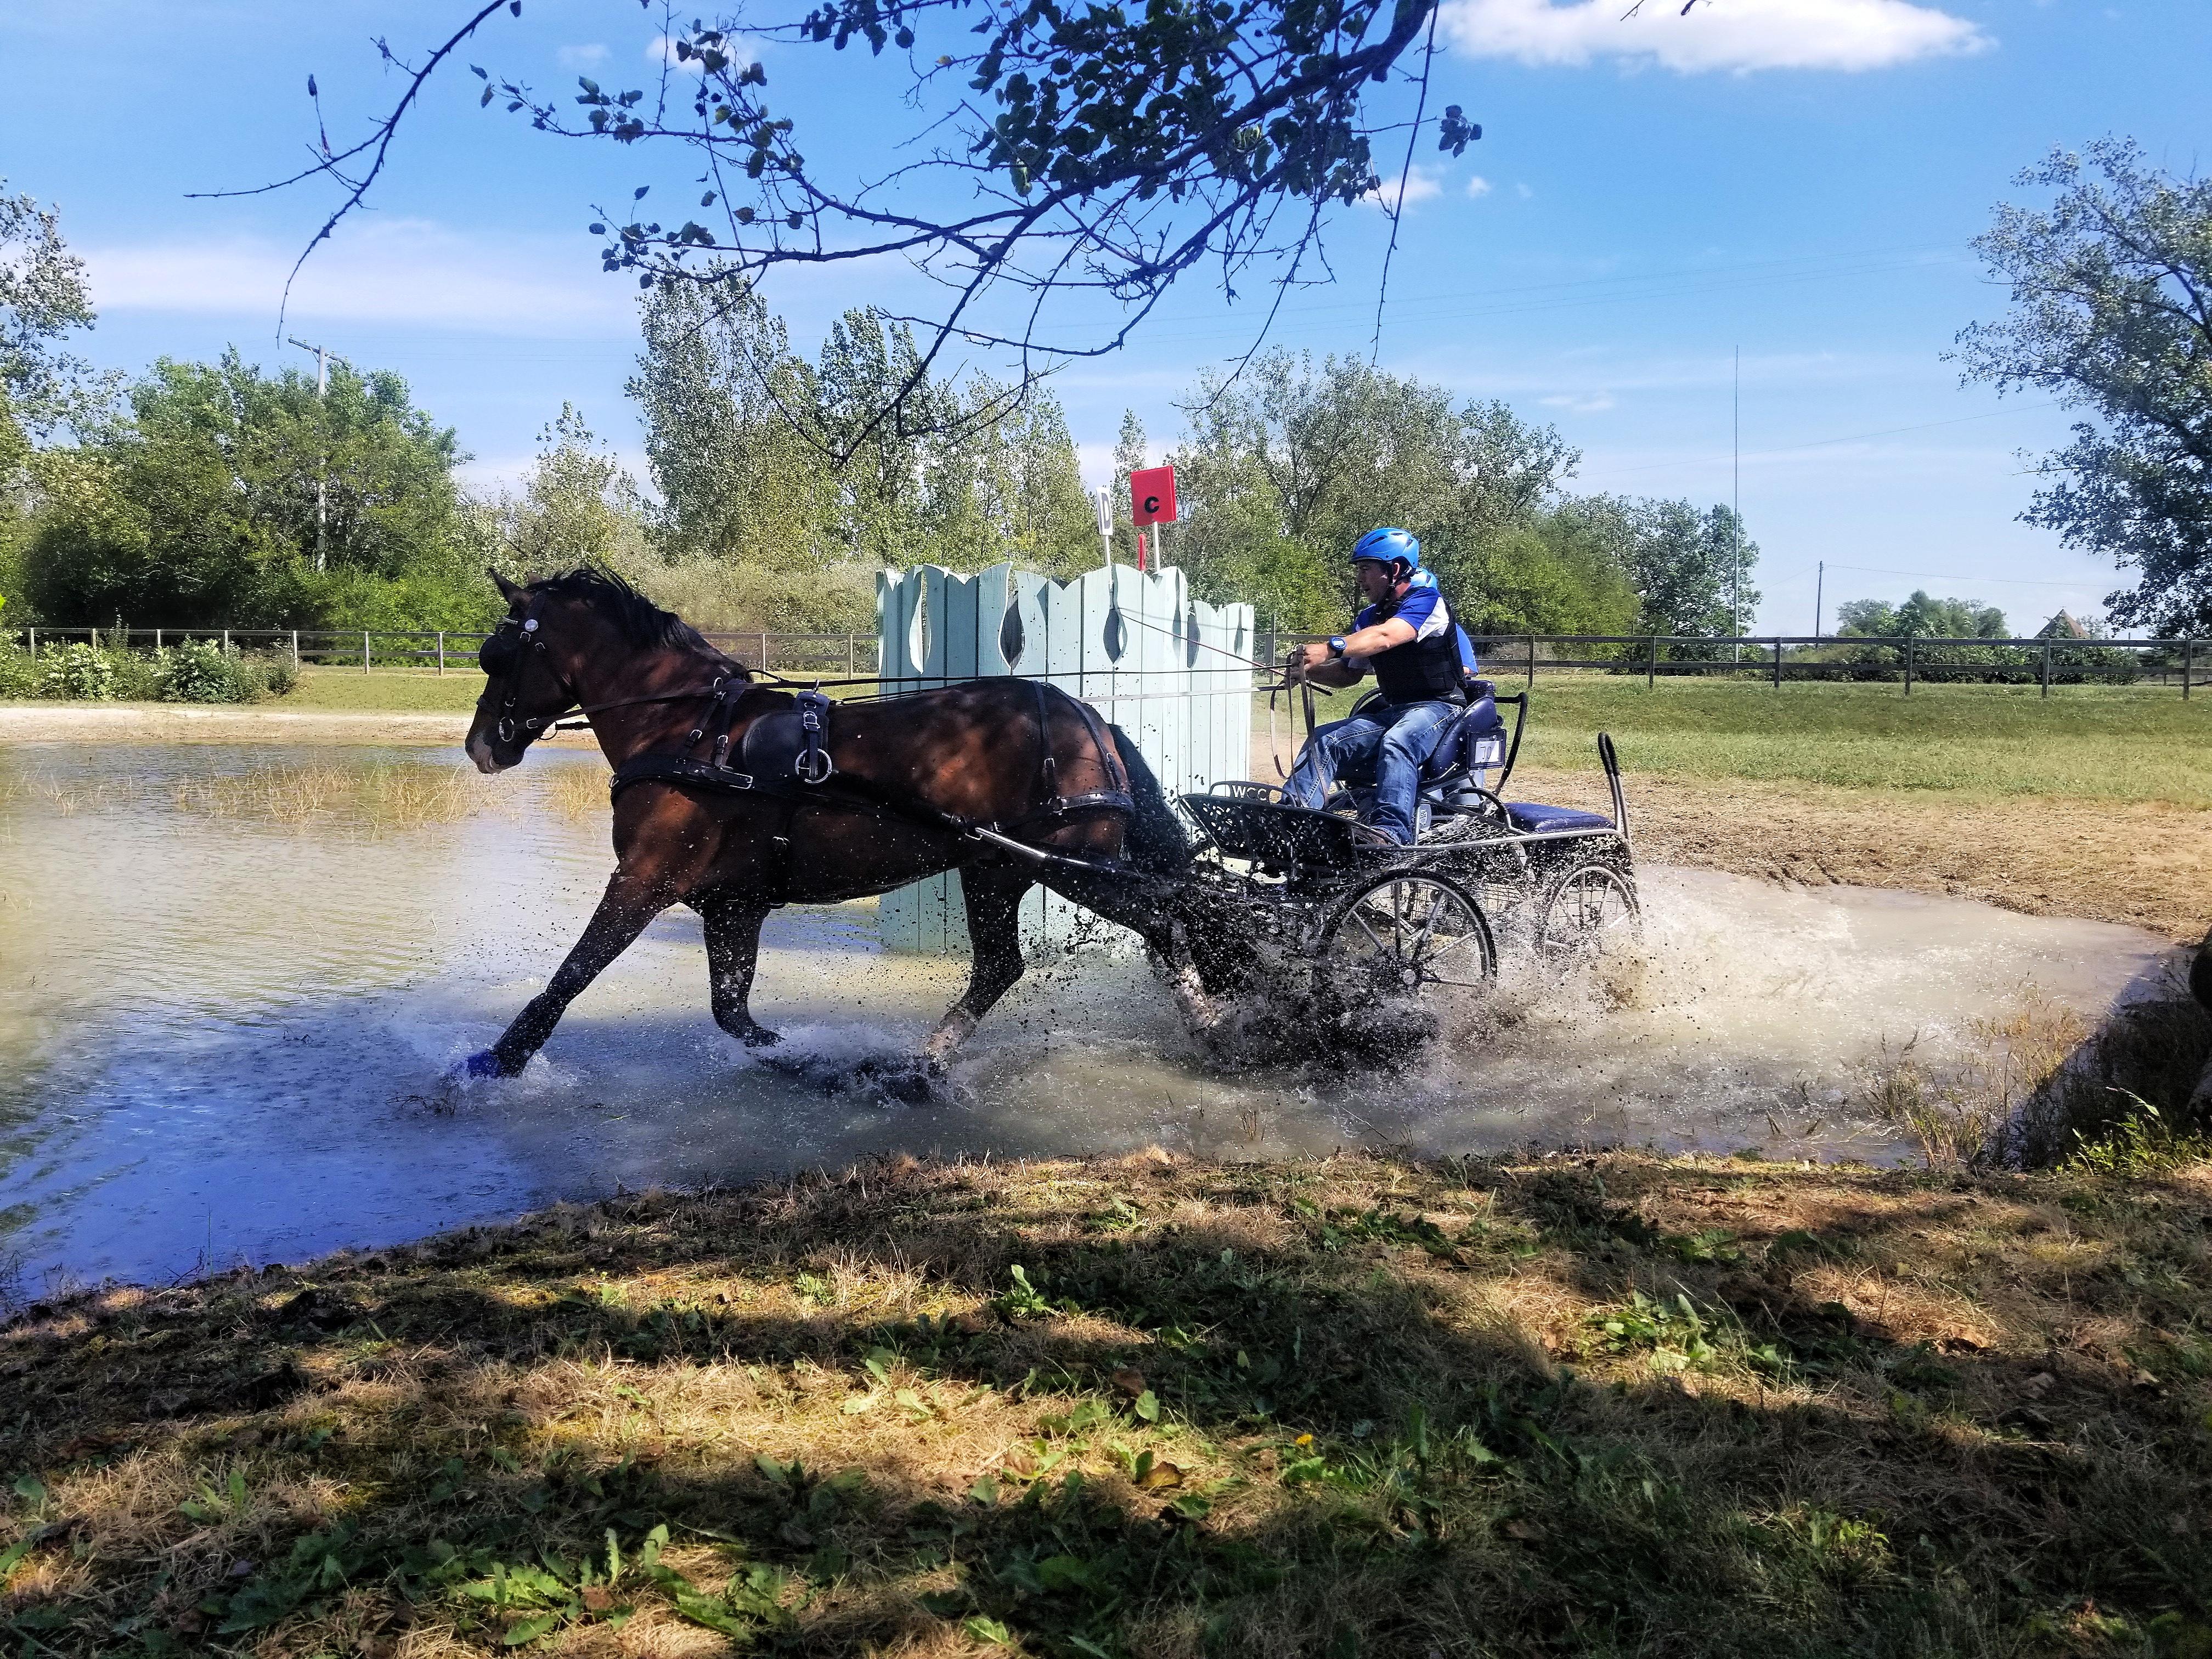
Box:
[2038,610,2090,640]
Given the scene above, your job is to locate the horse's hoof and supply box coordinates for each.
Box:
[740,1024,783,1049]
[458,1048,519,1080]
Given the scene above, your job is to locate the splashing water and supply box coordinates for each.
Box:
[0,742,2176,1295]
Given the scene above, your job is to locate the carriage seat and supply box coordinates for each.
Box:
[1420,689,1508,783]
[1504,803,1615,833]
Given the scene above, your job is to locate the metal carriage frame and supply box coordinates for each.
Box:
[1173,687,1639,1015]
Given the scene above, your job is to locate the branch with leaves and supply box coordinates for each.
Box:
[212,0,1482,455]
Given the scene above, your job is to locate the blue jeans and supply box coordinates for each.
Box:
[1283,698,1460,845]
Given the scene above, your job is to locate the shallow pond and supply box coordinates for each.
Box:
[0,742,2176,1294]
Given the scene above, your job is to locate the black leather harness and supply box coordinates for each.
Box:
[605,679,1135,854]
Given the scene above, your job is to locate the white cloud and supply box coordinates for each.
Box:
[1540,391,1617,413]
[1465,174,1494,198]
[1442,0,1990,72]
[556,43,608,68]
[1515,182,1534,199]
[83,219,634,337]
[1363,167,1446,213]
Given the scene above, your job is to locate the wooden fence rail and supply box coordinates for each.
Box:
[8,625,2205,698]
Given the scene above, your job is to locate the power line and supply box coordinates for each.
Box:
[1824,561,2108,590]
[1597,401,2062,479]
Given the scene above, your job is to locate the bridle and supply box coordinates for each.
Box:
[478,593,737,748]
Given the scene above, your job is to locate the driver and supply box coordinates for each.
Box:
[1282,528,1472,846]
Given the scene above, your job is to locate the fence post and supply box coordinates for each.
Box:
[2040,639,2051,698]
[291,629,300,669]
[222,627,230,654]
[1525,636,1536,689]
[363,630,371,674]
[437,630,446,675]
[1647,635,1658,689]
[155,628,162,651]
[1903,636,1914,696]
[847,633,857,676]
[2186,638,2195,701]
[26,627,34,659]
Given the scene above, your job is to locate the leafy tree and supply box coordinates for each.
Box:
[495,404,650,572]
[1836,592,2008,639]
[630,275,836,570]
[1111,409,1150,564]
[21,352,483,627]
[1615,498,1759,641]
[1,179,114,436]
[1955,139,2212,633]
[1167,350,1578,629]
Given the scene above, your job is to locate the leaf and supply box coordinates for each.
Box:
[1135,1459,1184,1489]
[1135,1389,1160,1423]
[963,1613,1018,1644]
[968,1472,1001,1508]
[13,1476,47,1509]
[1111,1367,1146,1397]
[841,1392,878,1415]
[0,1536,36,1579]
[634,185,651,200]
[481,84,496,106]
[501,1611,562,1645]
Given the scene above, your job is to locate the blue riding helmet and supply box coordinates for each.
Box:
[1351,527,1421,573]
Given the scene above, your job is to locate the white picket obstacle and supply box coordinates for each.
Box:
[874,562,1256,952]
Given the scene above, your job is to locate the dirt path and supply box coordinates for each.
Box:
[1519,765,2211,943]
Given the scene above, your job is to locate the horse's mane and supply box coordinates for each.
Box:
[532,567,718,656]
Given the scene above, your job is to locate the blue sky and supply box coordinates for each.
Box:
[3,0,2205,634]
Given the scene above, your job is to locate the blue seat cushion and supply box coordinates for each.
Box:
[1505,803,1615,833]
[1421,695,1506,780]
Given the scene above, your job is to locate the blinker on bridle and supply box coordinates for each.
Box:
[485,603,574,746]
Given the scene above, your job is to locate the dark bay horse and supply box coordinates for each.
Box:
[459,568,1212,1080]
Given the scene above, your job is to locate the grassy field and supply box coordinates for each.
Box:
[255,672,2212,808]
[6,1147,2212,1657]
[286,668,487,714]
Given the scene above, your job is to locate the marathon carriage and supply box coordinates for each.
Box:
[1173,681,1638,1024]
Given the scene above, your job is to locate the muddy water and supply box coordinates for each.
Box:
[0,743,2176,1294]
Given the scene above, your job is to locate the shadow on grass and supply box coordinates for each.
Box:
[4,1153,2212,1656]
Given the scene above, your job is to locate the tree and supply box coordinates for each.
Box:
[21,352,483,627]
[1111,410,1149,564]
[1955,140,2212,633]
[1837,592,2008,639]
[0,179,114,436]
[496,404,650,572]
[630,275,836,569]
[1166,349,1579,628]
[1615,499,1760,642]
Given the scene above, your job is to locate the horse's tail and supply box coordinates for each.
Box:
[1108,723,1193,875]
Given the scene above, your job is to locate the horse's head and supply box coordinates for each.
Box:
[465,569,621,774]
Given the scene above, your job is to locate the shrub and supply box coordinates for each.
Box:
[158,638,262,703]
[0,639,33,698]
[38,641,117,699]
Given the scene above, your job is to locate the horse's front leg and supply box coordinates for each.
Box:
[921,862,1034,1070]
[465,871,670,1077]
[697,890,781,1048]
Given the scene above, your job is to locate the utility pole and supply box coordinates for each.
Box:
[287,336,335,572]
[1731,345,1741,664]
[1814,560,1824,639]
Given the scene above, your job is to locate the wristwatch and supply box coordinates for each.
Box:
[1327,636,1347,659]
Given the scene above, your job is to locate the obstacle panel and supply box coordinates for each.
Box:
[874,562,1254,952]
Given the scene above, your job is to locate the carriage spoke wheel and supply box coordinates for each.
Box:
[1534,863,1640,963]
[1318,872,1497,1013]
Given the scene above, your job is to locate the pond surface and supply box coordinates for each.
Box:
[0,742,2176,1295]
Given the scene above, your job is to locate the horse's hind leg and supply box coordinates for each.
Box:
[698,890,780,1048]
[467,872,668,1077]
[922,863,1032,1069]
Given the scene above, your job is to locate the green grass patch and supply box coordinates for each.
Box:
[1262,678,2212,806]
[286,667,486,713]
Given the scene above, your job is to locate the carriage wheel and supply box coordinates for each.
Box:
[1317,871,1497,1014]
[1534,863,1640,963]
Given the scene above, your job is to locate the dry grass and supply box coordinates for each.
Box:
[0,762,491,830]
[6,1149,2212,1657]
